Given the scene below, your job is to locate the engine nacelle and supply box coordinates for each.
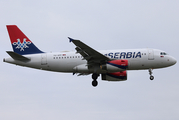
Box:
[100,59,128,72]
[102,71,127,81]
[73,60,128,73]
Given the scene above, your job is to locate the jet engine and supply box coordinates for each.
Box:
[73,59,128,73]
[101,71,127,81]
[100,59,128,72]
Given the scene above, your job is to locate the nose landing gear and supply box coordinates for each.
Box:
[149,69,154,80]
[92,73,99,87]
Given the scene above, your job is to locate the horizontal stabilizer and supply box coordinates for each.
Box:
[6,51,30,62]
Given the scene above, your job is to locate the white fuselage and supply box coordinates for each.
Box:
[4,48,176,74]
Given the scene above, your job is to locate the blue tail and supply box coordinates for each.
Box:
[6,25,44,55]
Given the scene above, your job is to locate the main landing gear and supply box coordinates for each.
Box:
[149,69,154,80]
[92,73,99,87]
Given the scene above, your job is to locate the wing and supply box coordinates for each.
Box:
[69,37,110,65]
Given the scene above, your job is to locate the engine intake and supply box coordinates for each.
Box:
[100,59,128,72]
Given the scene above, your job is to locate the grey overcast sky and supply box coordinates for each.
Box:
[0,0,179,120]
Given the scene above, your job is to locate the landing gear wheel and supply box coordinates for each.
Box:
[149,69,154,80]
[150,75,154,80]
[92,73,99,80]
[91,73,99,87]
[92,80,98,87]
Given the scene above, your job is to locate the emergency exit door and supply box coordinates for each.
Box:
[148,49,154,60]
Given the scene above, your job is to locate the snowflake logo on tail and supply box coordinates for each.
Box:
[13,38,31,51]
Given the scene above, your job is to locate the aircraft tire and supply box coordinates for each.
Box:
[92,73,98,80]
[92,80,98,87]
[150,76,154,80]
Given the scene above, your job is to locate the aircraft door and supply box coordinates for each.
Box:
[41,54,47,65]
[148,49,154,60]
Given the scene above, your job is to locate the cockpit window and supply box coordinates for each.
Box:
[160,52,168,55]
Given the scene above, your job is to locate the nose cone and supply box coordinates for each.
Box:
[170,56,177,66]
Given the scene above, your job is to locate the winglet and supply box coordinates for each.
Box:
[68,37,74,42]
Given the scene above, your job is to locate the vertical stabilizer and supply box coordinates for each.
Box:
[6,25,44,55]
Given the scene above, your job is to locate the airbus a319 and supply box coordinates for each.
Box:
[4,25,177,87]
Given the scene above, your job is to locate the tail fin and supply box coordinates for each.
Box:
[6,25,44,55]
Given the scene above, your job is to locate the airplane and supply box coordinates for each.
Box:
[3,25,177,87]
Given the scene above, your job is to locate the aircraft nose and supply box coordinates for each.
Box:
[169,57,177,65]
